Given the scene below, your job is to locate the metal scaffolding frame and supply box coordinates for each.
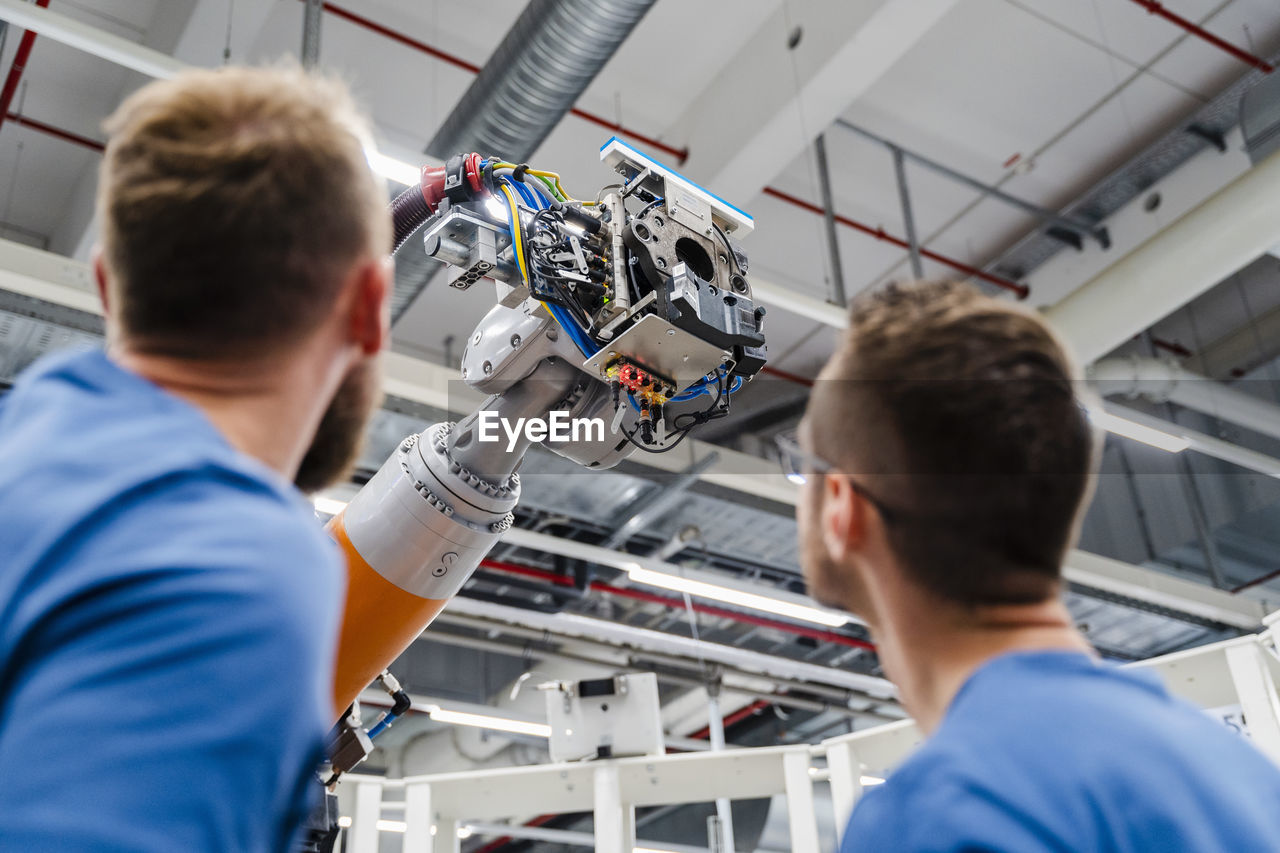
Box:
[341,610,1280,851]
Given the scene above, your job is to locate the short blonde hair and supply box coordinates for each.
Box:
[98,64,391,359]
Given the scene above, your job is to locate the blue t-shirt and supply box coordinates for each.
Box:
[843,650,1280,852]
[0,350,344,852]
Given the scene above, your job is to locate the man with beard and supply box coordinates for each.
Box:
[0,66,390,852]
[783,280,1280,852]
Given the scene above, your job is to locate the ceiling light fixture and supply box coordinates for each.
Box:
[625,563,849,628]
[334,817,407,833]
[365,148,419,187]
[426,705,552,739]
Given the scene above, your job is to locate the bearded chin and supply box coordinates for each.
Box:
[294,356,383,494]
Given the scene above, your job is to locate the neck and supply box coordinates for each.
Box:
[866,574,1093,735]
[111,341,348,482]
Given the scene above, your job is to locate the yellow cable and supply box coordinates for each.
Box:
[492,161,595,206]
[499,181,565,326]
[497,183,531,285]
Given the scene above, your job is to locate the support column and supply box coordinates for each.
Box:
[301,0,322,66]
[1224,643,1280,766]
[813,134,846,307]
[404,782,434,850]
[433,818,461,853]
[825,740,862,841]
[706,689,737,851]
[593,764,632,853]
[782,749,821,852]
[892,146,924,279]
[350,782,382,853]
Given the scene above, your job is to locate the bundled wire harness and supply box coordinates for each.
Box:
[389,138,768,453]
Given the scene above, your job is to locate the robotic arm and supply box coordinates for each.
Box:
[326,139,769,713]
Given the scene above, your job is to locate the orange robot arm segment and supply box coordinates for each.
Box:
[326,427,517,715]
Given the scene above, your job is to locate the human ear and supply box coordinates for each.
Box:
[92,250,110,315]
[348,256,392,356]
[821,474,866,563]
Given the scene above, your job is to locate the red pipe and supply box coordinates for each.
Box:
[760,365,815,387]
[761,186,1030,299]
[1230,566,1280,595]
[315,1,690,164]
[0,0,53,136]
[478,557,875,651]
[6,113,102,152]
[318,2,480,75]
[1128,1,1274,74]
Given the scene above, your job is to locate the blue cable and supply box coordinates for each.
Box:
[366,713,397,740]
[498,177,599,357]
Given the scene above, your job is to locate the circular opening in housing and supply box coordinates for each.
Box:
[730,274,748,293]
[675,237,715,282]
[633,221,653,242]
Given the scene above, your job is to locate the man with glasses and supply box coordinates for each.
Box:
[781,280,1280,851]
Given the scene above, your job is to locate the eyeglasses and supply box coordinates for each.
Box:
[774,430,900,524]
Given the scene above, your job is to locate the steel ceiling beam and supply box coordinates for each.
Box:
[836,118,1110,250]
[1047,142,1280,364]
[0,0,186,79]
[667,0,965,203]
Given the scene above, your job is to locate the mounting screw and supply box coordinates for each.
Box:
[483,360,493,375]
[511,333,522,348]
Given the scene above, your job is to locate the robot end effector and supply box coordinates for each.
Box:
[325,141,769,714]
[399,139,767,461]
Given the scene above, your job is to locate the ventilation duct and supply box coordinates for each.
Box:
[1242,70,1280,165]
[426,0,659,162]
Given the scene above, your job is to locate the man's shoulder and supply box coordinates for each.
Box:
[0,348,332,571]
[845,753,1060,852]
[843,653,1280,852]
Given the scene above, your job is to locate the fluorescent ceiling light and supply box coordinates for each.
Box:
[335,817,406,833]
[365,148,419,186]
[634,848,685,853]
[860,775,886,786]
[1090,410,1191,453]
[625,563,849,628]
[426,705,552,738]
[313,496,349,516]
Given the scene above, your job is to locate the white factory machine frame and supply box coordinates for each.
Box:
[341,610,1280,852]
[344,744,822,853]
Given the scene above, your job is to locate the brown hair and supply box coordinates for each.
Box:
[809,280,1098,606]
[98,64,390,360]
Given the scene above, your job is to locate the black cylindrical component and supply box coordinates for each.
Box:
[391,185,432,254]
[562,205,603,236]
